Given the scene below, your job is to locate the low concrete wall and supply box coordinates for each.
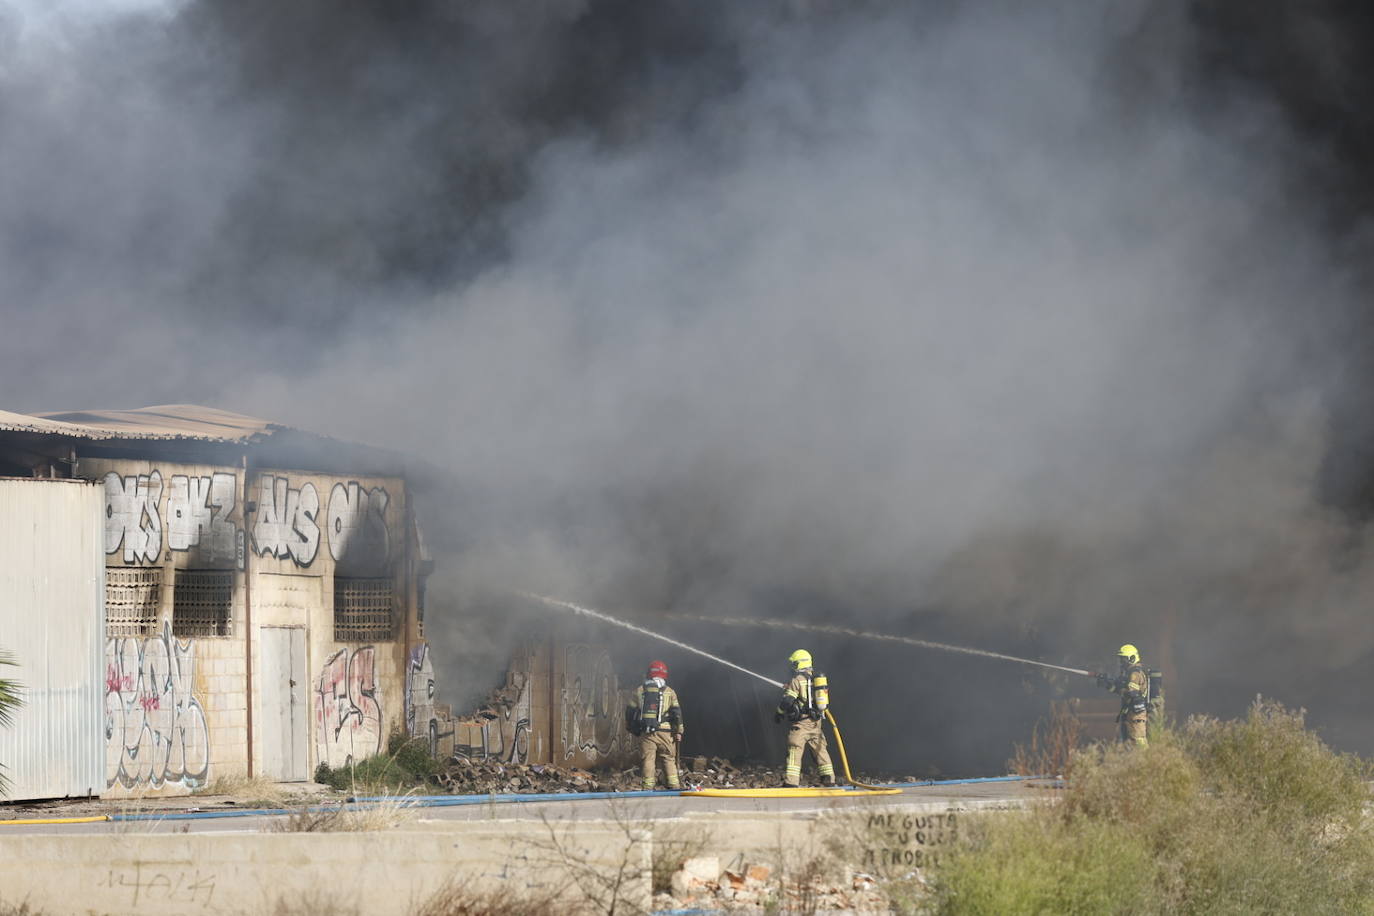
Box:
[0,801,1017,914]
[0,826,651,915]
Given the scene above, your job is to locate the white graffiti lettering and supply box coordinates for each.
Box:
[104,622,210,789]
[562,644,621,763]
[103,471,164,564]
[314,646,382,768]
[406,643,453,757]
[168,472,237,562]
[326,481,390,573]
[454,672,531,764]
[251,476,320,566]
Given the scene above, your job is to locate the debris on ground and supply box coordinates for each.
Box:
[652,855,918,913]
[432,754,905,793]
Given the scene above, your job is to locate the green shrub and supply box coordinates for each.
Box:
[933,699,1374,915]
[937,809,1152,914]
[1182,700,1368,830]
[313,733,441,794]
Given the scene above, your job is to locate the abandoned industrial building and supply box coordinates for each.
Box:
[0,404,440,799]
[0,405,638,803]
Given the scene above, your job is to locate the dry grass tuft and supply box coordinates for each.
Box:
[0,901,43,916]
[197,774,291,807]
[271,793,415,833]
[414,881,563,916]
[1008,700,1081,778]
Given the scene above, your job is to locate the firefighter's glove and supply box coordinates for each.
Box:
[1095,673,1112,690]
[773,711,785,724]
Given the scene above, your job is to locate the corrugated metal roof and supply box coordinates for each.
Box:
[0,404,423,478]
[1,404,282,443]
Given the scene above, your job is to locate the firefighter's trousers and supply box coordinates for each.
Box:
[1119,712,1148,748]
[784,718,834,787]
[639,731,680,789]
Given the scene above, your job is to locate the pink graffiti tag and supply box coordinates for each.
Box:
[314,646,382,768]
[104,622,211,789]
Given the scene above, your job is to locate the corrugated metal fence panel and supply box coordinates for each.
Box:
[0,478,105,801]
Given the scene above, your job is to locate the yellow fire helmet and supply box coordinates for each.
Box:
[788,649,813,671]
[1117,644,1140,664]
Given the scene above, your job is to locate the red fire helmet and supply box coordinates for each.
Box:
[647,660,669,680]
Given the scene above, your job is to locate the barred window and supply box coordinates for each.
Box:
[334,577,394,641]
[106,567,161,637]
[173,569,234,637]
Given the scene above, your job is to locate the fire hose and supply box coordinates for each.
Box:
[823,709,895,792]
[681,707,900,798]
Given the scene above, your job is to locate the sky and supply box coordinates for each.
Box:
[4,0,1374,767]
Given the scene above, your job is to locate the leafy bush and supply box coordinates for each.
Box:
[314,732,441,794]
[934,699,1374,915]
[938,812,1153,914]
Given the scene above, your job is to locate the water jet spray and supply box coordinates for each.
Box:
[665,614,1094,677]
[520,593,786,687]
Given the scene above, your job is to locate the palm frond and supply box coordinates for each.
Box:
[0,648,21,797]
[0,649,21,730]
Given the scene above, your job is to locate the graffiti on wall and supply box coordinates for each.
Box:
[453,672,532,764]
[168,472,237,563]
[104,622,210,789]
[314,646,382,768]
[328,482,390,574]
[406,643,454,756]
[250,476,320,567]
[103,470,164,564]
[561,644,621,763]
[99,467,392,571]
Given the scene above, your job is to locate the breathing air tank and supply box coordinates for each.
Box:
[1148,669,1165,717]
[813,672,829,713]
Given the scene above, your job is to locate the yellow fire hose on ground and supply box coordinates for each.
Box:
[823,709,896,792]
[682,709,900,797]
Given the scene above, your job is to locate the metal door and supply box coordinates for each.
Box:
[259,627,308,781]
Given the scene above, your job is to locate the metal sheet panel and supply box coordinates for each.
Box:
[0,478,105,800]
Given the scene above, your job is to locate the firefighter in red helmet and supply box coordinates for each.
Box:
[625,660,684,789]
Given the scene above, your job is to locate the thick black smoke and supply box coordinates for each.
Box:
[5,0,1374,770]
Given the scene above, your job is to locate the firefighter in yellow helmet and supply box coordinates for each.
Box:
[1096,644,1149,747]
[775,649,836,787]
[625,660,683,789]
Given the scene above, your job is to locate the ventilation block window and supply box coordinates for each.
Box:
[334,577,394,641]
[173,569,234,637]
[106,567,162,637]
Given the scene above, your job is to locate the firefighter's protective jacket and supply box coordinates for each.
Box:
[1116,663,1149,714]
[778,672,823,722]
[626,679,683,736]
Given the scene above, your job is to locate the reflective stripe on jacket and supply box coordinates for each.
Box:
[779,672,819,720]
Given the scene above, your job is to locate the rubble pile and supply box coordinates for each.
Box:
[653,855,922,913]
[434,758,621,794]
[433,755,896,794]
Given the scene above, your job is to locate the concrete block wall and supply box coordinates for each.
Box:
[81,456,421,797]
[450,637,634,770]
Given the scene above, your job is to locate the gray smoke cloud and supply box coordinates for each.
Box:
[3,0,1373,768]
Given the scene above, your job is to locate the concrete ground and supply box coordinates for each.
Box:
[0,778,1048,834]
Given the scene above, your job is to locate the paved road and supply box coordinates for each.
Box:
[0,780,1046,835]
